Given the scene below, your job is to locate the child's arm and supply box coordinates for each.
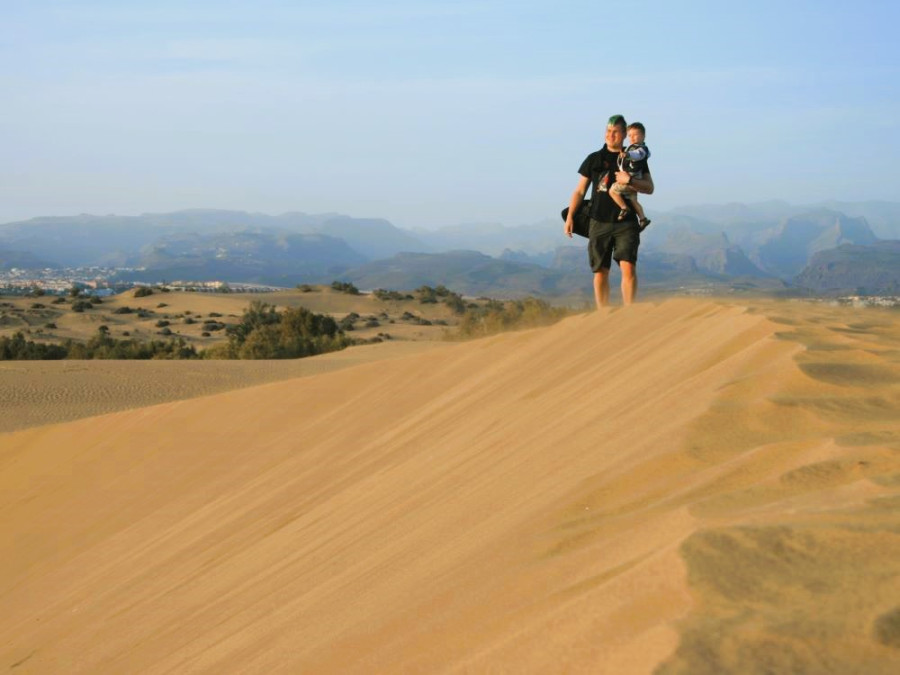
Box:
[625,144,650,162]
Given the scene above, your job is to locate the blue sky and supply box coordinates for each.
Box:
[2,0,898,228]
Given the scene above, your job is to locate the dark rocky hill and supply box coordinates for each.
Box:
[794,241,900,293]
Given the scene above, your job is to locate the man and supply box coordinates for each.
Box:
[564,114,654,308]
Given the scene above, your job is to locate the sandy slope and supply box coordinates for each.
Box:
[3,298,900,673]
[0,341,449,433]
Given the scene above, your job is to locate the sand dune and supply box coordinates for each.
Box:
[3,298,900,673]
[0,340,449,433]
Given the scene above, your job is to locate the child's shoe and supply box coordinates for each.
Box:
[639,218,651,231]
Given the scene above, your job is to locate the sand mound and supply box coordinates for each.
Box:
[0,340,449,433]
[3,298,900,673]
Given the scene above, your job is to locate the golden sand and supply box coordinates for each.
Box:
[3,298,900,673]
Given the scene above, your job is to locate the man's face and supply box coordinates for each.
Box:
[605,124,625,150]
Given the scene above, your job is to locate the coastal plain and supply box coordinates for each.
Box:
[3,297,900,673]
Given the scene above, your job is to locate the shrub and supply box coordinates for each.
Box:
[339,312,359,331]
[331,281,360,295]
[134,286,154,297]
[455,297,569,338]
[443,291,467,315]
[211,302,350,359]
[113,306,133,314]
[71,300,93,312]
[0,332,67,360]
[417,286,438,304]
[373,289,413,301]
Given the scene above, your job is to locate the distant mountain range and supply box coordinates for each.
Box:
[1,201,898,296]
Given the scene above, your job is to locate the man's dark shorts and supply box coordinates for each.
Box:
[588,218,640,272]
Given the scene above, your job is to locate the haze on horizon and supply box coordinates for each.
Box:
[3,1,898,230]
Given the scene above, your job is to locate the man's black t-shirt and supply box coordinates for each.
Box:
[578,145,649,223]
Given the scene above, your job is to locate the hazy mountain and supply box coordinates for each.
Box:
[794,241,900,293]
[339,250,586,298]
[0,210,427,267]
[2,202,898,295]
[669,200,804,225]
[653,230,768,277]
[816,201,900,239]
[300,215,427,259]
[412,220,563,257]
[755,210,877,278]
[119,231,366,286]
[0,249,57,270]
[0,215,161,267]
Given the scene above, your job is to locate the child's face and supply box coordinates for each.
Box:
[627,128,645,145]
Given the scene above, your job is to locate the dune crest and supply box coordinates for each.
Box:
[4,299,900,673]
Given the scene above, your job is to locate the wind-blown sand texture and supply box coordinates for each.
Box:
[0,341,449,434]
[3,298,900,673]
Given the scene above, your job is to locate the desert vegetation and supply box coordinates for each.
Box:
[0,330,198,360]
[203,300,351,359]
[454,297,570,338]
[0,284,572,360]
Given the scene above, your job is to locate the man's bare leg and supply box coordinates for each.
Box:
[620,261,637,305]
[593,269,610,309]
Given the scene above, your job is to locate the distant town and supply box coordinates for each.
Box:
[0,266,286,295]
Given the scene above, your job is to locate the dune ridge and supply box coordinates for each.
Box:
[3,298,900,673]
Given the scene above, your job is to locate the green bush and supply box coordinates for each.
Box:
[0,332,67,359]
[373,289,413,301]
[209,301,351,359]
[416,286,438,304]
[331,281,360,295]
[0,330,198,360]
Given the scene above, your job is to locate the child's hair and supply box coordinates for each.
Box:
[627,122,646,135]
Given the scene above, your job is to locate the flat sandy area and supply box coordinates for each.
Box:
[3,297,900,673]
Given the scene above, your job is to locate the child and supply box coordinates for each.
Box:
[610,122,651,230]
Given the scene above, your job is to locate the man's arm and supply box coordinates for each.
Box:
[564,174,592,238]
[615,170,653,195]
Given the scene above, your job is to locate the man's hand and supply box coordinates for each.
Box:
[615,171,631,185]
[564,218,574,238]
